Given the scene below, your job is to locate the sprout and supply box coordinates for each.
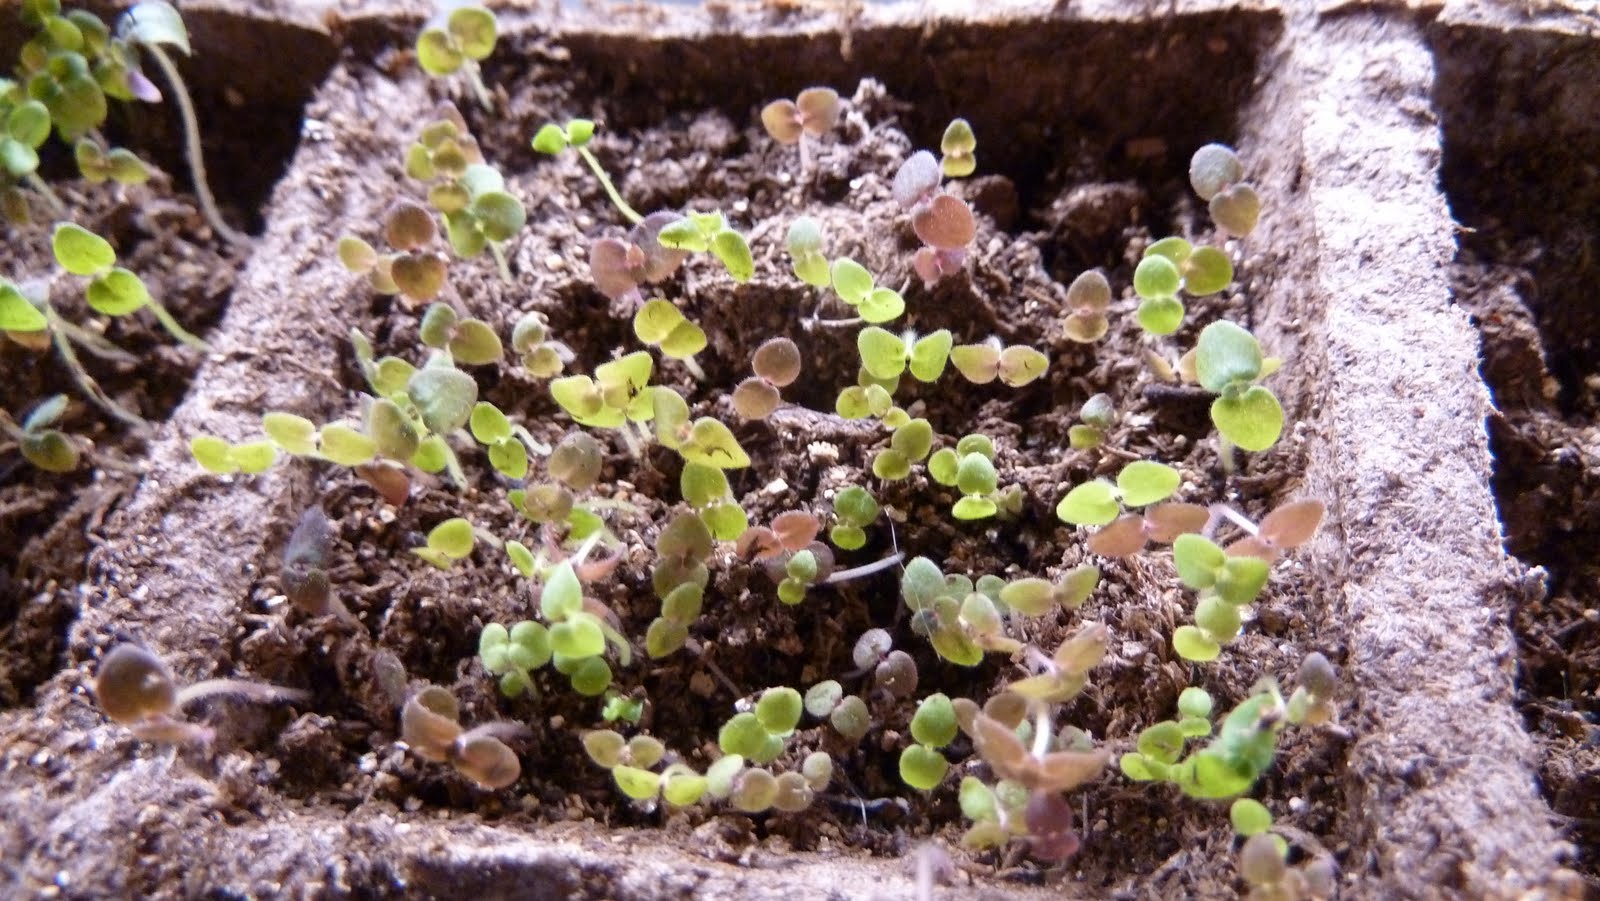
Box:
[420,303,504,365]
[412,517,476,569]
[533,119,647,226]
[857,327,953,382]
[732,337,802,420]
[949,338,1049,387]
[1120,681,1296,800]
[940,118,977,178]
[1230,798,1273,837]
[827,258,905,324]
[872,417,933,481]
[656,210,754,284]
[928,435,1012,521]
[1085,501,1209,557]
[1,395,82,473]
[785,217,830,287]
[401,685,526,789]
[415,3,498,109]
[633,299,708,379]
[899,743,949,791]
[829,485,880,550]
[760,86,840,172]
[478,621,553,698]
[1194,320,1284,452]
[94,643,309,745]
[893,147,977,284]
[1062,269,1112,343]
[1056,459,1183,527]
[512,311,575,377]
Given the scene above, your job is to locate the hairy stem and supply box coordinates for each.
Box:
[488,240,512,284]
[142,43,248,247]
[176,678,310,709]
[823,551,906,585]
[575,146,644,225]
[47,308,146,429]
[462,61,493,111]
[24,172,67,217]
[145,296,208,350]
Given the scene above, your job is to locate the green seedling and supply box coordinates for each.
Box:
[894,145,977,285]
[338,200,452,303]
[1,394,82,472]
[1056,459,1183,528]
[785,217,830,288]
[1131,236,1234,336]
[413,516,475,569]
[511,310,574,378]
[532,118,649,226]
[732,336,801,420]
[600,691,645,725]
[72,135,149,186]
[633,298,708,379]
[652,387,751,469]
[478,621,552,698]
[928,434,1019,521]
[1190,143,1262,238]
[803,679,872,742]
[900,693,957,790]
[1231,797,1274,838]
[719,686,803,765]
[646,511,713,658]
[469,401,531,479]
[400,110,524,282]
[949,338,1048,388]
[827,258,906,324]
[53,222,203,348]
[872,417,933,481]
[857,326,952,383]
[94,642,309,745]
[657,210,754,284]
[415,2,498,110]
[582,730,687,803]
[1193,320,1284,453]
[679,460,747,540]
[741,510,904,605]
[845,628,919,698]
[420,302,503,365]
[834,367,898,421]
[940,118,977,178]
[550,351,656,432]
[959,775,1084,863]
[539,555,631,696]
[1169,531,1274,662]
[1069,393,1115,449]
[829,485,879,550]
[402,684,526,789]
[901,558,1092,664]
[760,86,840,172]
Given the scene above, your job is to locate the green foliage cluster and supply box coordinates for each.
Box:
[415,2,498,110]
[0,394,79,472]
[900,556,1099,665]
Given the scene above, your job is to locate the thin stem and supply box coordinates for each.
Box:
[441,441,468,490]
[141,43,248,247]
[678,356,705,381]
[176,678,310,709]
[512,424,552,456]
[574,146,644,225]
[54,318,138,364]
[47,308,147,429]
[488,240,513,284]
[1209,504,1259,538]
[144,297,208,350]
[24,173,67,217]
[1031,704,1053,760]
[804,314,864,331]
[823,551,906,585]
[462,61,493,112]
[456,721,530,746]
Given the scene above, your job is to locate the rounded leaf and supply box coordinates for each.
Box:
[1212,386,1283,452]
[1117,460,1180,507]
[760,99,801,144]
[908,330,953,382]
[899,744,949,790]
[1195,321,1264,393]
[911,694,958,748]
[1133,254,1180,299]
[1136,296,1186,336]
[1056,480,1119,527]
[0,281,48,331]
[892,151,941,208]
[53,223,115,275]
[409,366,479,435]
[1189,143,1243,201]
[912,194,975,250]
[1173,625,1221,662]
[1183,245,1233,296]
[1210,183,1261,237]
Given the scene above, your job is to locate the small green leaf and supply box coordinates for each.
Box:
[449,319,503,365]
[85,267,149,315]
[1195,321,1264,393]
[711,229,754,282]
[908,330,953,382]
[21,429,78,472]
[899,744,949,790]
[1133,254,1181,299]
[447,5,497,59]
[488,438,528,479]
[469,402,513,444]
[52,223,115,275]
[230,441,277,474]
[531,123,567,154]
[320,424,377,466]
[857,287,905,323]
[831,258,873,304]
[1231,798,1273,836]
[119,1,191,53]
[415,26,463,75]
[1212,386,1283,452]
[1173,625,1221,662]
[1117,460,1180,507]
[190,436,235,474]
[262,412,316,455]
[682,418,750,469]
[506,541,536,578]
[1136,296,1185,335]
[0,281,47,331]
[927,448,959,486]
[1173,534,1226,589]
[951,496,997,520]
[427,517,475,559]
[1056,480,1119,526]
[408,366,479,435]
[1184,246,1233,296]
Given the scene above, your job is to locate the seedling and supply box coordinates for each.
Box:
[633,299,708,379]
[828,485,879,550]
[677,461,746,540]
[849,628,919,698]
[894,143,978,285]
[1193,320,1285,453]
[785,217,830,288]
[857,326,952,382]
[1131,236,1234,336]
[804,679,871,742]
[760,86,840,172]
[1190,143,1262,238]
[1238,831,1336,900]
[899,558,1095,665]
[1068,393,1115,449]
[949,338,1049,388]
[656,210,755,284]
[478,621,552,698]
[415,3,498,110]
[339,201,452,304]
[940,118,976,178]
[413,516,476,569]
[900,693,957,790]
[280,505,360,625]
[732,337,801,420]
[646,511,713,658]
[872,417,933,481]
[510,310,574,378]
[719,686,803,764]
[533,118,647,228]
[94,643,308,745]
[420,302,503,365]
[1084,501,1209,558]
[0,394,82,472]
[550,351,657,436]
[740,511,904,605]
[827,258,907,324]
[1056,459,1183,529]
[652,388,751,469]
[402,684,526,789]
[927,433,1020,520]
[1061,269,1112,343]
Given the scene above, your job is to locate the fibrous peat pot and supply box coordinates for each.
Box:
[0,2,1585,898]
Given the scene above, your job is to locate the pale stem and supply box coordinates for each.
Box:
[1031,703,1054,760]
[456,721,530,746]
[47,308,147,429]
[574,146,644,225]
[24,173,67,217]
[441,441,468,489]
[145,296,208,350]
[53,317,138,364]
[176,678,310,709]
[678,355,705,381]
[488,240,513,284]
[512,425,552,455]
[462,61,493,111]
[142,43,248,247]
[823,552,906,585]
[1208,504,1259,539]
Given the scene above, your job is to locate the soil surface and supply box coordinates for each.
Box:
[0,1,1592,898]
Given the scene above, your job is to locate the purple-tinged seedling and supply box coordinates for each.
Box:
[415,3,498,110]
[402,685,526,789]
[760,86,840,172]
[732,337,802,420]
[1061,269,1112,343]
[588,212,690,302]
